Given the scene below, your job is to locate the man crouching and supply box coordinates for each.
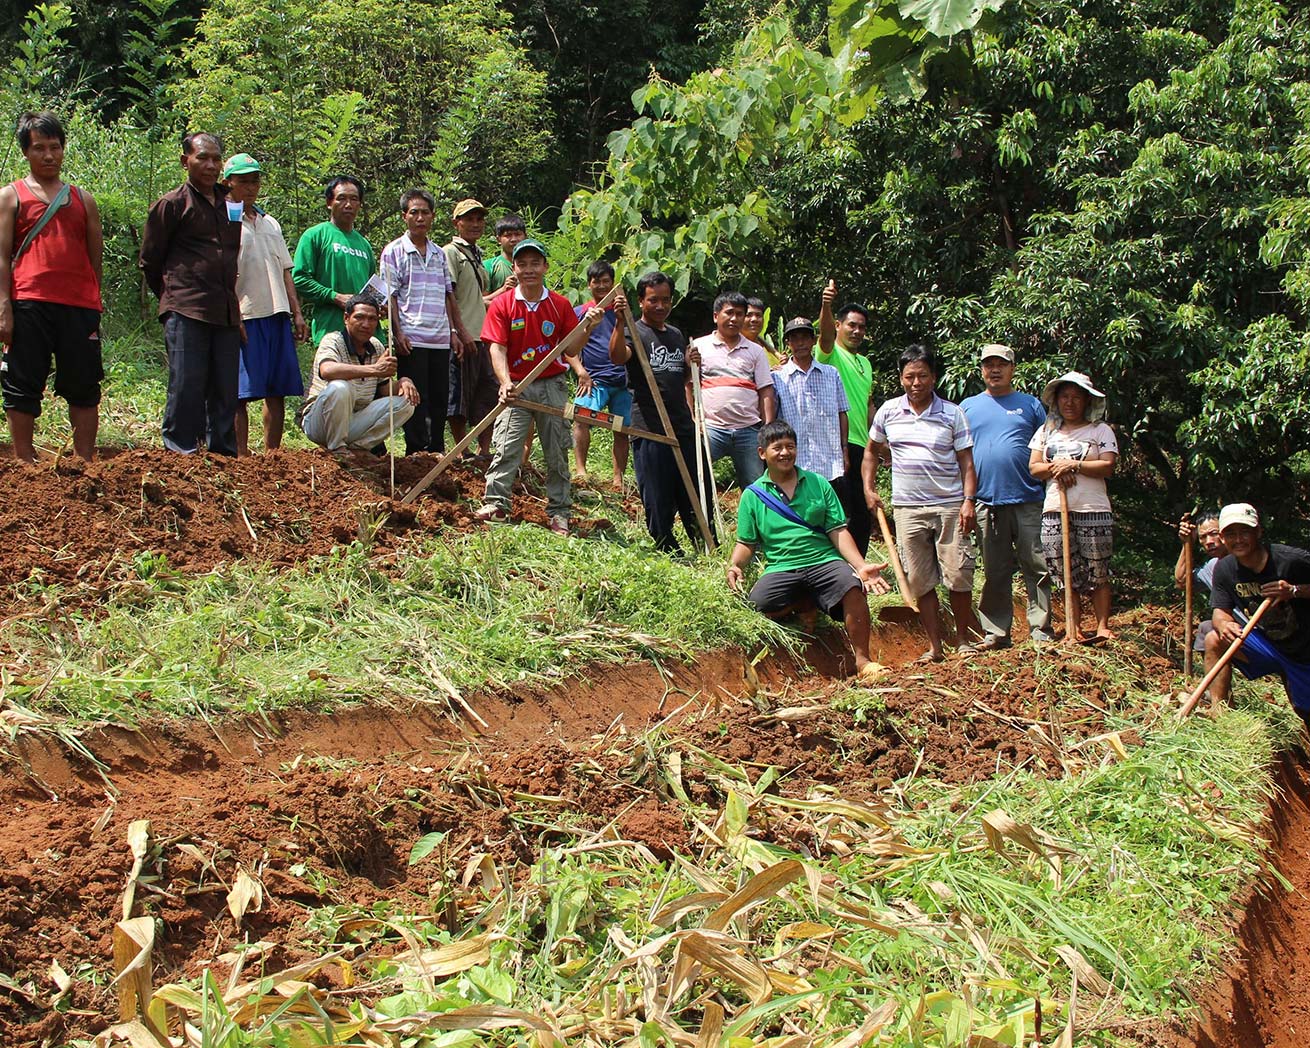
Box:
[298,295,418,455]
[727,420,892,681]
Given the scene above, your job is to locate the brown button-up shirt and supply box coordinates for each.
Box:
[139,181,241,327]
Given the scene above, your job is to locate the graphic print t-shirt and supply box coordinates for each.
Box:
[625,319,693,440]
[1211,544,1310,662]
[1028,421,1118,513]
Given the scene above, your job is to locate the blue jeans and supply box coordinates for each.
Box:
[707,423,763,488]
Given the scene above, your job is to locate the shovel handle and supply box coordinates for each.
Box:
[1183,539,1194,677]
[1058,484,1078,644]
[875,504,918,613]
[1178,597,1273,719]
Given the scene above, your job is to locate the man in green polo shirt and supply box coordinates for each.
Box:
[727,420,891,680]
[818,279,875,554]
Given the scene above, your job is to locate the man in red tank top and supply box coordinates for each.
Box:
[0,111,104,463]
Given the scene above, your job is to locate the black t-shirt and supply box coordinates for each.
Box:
[1211,543,1310,661]
[625,319,694,440]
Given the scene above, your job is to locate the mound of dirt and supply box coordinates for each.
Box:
[0,448,622,613]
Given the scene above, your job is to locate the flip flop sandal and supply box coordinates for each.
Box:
[913,650,944,664]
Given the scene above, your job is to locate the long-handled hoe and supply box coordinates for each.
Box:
[1177,597,1273,719]
[874,504,919,625]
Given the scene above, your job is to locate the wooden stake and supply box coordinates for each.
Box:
[400,284,620,504]
[514,398,677,445]
[622,307,717,551]
[1059,484,1079,644]
[1183,538,1194,677]
[1178,598,1273,719]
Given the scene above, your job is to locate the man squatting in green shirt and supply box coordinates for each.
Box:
[727,420,892,681]
[292,175,375,348]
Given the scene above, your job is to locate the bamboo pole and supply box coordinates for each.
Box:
[400,284,620,504]
[622,307,716,551]
[689,361,727,539]
[1178,598,1273,719]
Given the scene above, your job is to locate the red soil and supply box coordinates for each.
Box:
[0,448,626,615]
[0,629,1189,1046]
[1156,753,1310,1048]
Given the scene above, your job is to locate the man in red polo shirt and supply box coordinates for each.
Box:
[475,239,602,535]
[0,111,104,462]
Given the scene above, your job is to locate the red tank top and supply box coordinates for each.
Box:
[11,179,102,311]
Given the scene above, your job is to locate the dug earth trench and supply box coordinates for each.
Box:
[1162,753,1310,1048]
[3,623,1300,1046]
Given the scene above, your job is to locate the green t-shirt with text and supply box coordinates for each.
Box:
[291,221,376,348]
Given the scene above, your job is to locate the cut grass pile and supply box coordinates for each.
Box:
[1,525,786,729]
[86,649,1299,1048]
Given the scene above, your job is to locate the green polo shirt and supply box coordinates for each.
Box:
[735,468,848,573]
[816,342,873,446]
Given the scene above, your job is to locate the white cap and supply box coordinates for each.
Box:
[1218,503,1259,531]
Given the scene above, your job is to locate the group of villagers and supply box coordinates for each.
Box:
[5,114,1309,719]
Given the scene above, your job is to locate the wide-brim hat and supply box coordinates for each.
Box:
[1041,370,1107,421]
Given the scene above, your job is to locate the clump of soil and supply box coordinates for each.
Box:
[0,448,620,614]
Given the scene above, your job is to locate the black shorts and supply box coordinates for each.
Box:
[748,559,861,619]
[1,300,103,416]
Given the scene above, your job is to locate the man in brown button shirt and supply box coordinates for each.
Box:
[140,132,243,456]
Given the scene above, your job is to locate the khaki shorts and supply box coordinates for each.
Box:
[893,502,975,597]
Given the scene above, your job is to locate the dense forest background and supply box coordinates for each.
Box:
[2,0,1309,528]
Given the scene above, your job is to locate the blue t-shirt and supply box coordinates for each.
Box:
[961,390,1046,506]
[575,303,625,386]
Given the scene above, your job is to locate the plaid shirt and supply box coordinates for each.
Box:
[773,359,849,480]
[380,234,454,347]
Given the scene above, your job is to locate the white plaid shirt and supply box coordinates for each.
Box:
[773,359,850,479]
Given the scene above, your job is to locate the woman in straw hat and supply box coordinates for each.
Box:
[1027,372,1118,641]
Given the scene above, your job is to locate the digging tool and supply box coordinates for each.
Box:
[622,306,717,551]
[386,318,396,499]
[400,284,620,505]
[874,503,919,622]
[1182,518,1194,677]
[689,360,726,540]
[1058,484,1080,644]
[1178,597,1273,719]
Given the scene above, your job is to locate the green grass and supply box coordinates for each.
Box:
[2,525,788,727]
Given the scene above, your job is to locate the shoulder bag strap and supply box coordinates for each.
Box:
[13,182,72,263]
[747,483,826,535]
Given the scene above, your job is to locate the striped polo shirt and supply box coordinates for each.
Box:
[870,393,973,505]
[693,333,774,429]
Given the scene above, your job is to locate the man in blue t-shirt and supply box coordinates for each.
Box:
[571,260,631,489]
[961,344,1053,648]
